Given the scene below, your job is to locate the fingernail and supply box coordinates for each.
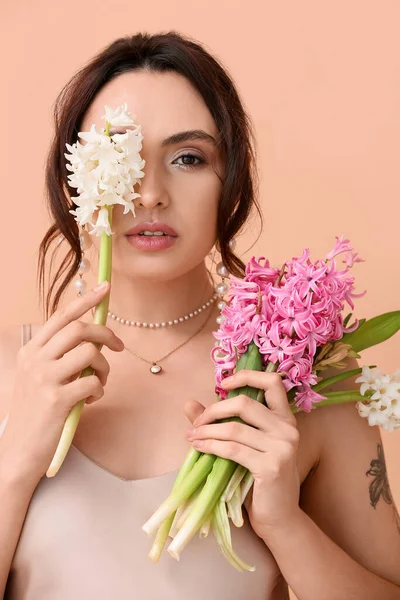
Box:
[192,440,203,448]
[186,428,196,437]
[193,417,201,427]
[94,281,108,292]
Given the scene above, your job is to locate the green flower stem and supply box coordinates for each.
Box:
[148,447,202,561]
[142,452,216,536]
[289,389,374,417]
[143,342,265,541]
[227,483,244,527]
[288,390,372,416]
[219,342,266,425]
[312,389,371,407]
[240,470,254,504]
[46,206,113,478]
[173,483,206,531]
[212,500,255,572]
[150,344,273,560]
[221,464,247,502]
[216,349,276,512]
[167,456,238,559]
[217,497,232,546]
[312,366,376,392]
[199,515,212,538]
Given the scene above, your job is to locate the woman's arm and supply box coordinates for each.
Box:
[262,393,400,600]
[262,502,400,600]
[0,461,38,599]
[0,326,39,598]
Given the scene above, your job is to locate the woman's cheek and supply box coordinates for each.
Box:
[185,201,218,253]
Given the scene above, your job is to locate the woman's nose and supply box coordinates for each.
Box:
[134,167,169,210]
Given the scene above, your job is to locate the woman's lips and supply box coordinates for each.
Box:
[126,234,177,251]
[125,221,178,236]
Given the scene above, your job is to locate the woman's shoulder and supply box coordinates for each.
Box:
[295,357,362,478]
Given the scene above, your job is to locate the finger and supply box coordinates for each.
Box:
[221,370,294,422]
[186,420,267,452]
[184,399,206,426]
[55,343,110,387]
[193,394,280,433]
[191,438,261,473]
[32,281,111,347]
[61,374,104,407]
[42,321,124,360]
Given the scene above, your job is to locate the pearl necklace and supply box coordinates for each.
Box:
[107,290,219,328]
[123,301,215,374]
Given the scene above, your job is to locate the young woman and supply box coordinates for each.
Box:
[0,32,399,600]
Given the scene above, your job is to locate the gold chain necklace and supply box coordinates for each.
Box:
[118,300,215,374]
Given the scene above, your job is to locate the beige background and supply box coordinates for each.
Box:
[1,1,399,596]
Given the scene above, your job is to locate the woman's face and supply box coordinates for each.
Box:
[80,70,225,282]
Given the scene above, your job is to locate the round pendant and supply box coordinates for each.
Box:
[150,363,162,374]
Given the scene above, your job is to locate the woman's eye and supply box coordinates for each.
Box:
[173,153,204,170]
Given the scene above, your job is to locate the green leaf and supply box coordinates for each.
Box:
[312,365,377,392]
[340,311,400,352]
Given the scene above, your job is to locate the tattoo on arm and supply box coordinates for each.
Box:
[366,443,400,535]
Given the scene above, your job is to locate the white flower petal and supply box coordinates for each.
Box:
[88,207,112,236]
[78,123,104,145]
[359,382,371,396]
[102,102,136,127]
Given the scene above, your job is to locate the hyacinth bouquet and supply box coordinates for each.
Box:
[46,103,145,477]
[142,239,400,571]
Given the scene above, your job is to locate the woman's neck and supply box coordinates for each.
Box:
[105,262,216,326]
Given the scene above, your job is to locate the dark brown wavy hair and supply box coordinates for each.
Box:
[38,31,262,321]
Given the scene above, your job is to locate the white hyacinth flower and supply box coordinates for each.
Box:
[355,366,400,431]
[64,102,145,236]
[354,365,384,396]
[48,103,146,479]
[90,207,113,236]
[102,102,136,127]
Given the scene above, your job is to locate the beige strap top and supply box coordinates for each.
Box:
[2,324,289,599]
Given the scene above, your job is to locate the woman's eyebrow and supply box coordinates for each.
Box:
[108,127,217,147]
[161,130,217,147]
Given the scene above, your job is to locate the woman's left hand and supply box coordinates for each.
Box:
[184,369,301,543]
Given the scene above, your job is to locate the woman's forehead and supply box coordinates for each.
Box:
[82,71,218,139]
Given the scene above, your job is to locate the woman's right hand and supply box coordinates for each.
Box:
[1,281,125,488]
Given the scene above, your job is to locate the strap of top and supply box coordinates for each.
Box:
[20,323,32,347]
